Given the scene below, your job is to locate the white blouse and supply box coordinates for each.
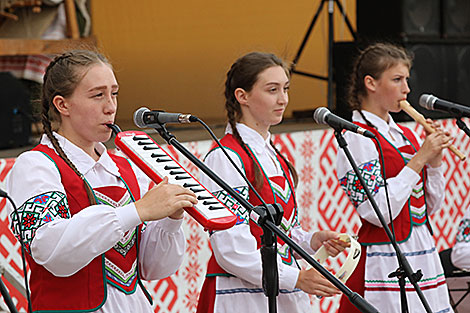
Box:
[201,123,315,291]
[6,133,185,313]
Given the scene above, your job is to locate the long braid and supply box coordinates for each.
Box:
[41,107,97,205]
[225,65,264,190]
[348,45,376,112]
[358,110,377,130]
[40,50,109,205]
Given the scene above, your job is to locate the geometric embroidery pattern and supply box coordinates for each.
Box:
[213,186,250,225]
[411,182,424,199]
[410,179,427,225]
[338,159,384,208]
[105,258,138,287]
[113,228,137,257]
[9,191,69,253]
[270,179,292,205]
[277,242,293,265]
[365,272,447,291]
[94,189,133,208]
[410,204,427,224]
[280,207,296,234]
[456,219,470,243]
[94,187,139,288]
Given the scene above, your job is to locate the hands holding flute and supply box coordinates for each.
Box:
[399,100,463,174]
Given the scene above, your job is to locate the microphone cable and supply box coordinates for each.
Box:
[194,117,278,226]
[372,137,398,243]
[0,190,33,313]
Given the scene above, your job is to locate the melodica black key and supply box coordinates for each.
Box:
[114,130,237,231]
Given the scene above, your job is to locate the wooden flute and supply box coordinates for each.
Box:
[399,100,466,161]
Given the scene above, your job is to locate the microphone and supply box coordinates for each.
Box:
[313,107,376,138]
[133,107,198,128]
[419,94,470,118]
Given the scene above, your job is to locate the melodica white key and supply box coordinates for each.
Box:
[114,130,237,231]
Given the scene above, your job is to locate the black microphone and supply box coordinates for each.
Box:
[313,107,376,138]
[419,94,470,118]
[133,107,198,128]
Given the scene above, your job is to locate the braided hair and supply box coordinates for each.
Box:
[224,52,298,189]
[348,43,413,128]
[41,50,110,205]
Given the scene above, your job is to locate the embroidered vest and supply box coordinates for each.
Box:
[26,144,151,312]
[206,134,299,276]
[353,123,432,245]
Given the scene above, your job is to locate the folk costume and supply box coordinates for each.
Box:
[197,123,314,313]
[6,133,185,312]
[337,110,453,313]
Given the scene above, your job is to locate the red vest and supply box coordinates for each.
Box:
[27,144,151,312]
[207,134,299,276]
[353,123,432,245]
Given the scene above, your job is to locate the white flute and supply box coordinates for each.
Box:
[399,100,466,161]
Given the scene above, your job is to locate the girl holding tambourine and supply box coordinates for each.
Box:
[197,52,350,313]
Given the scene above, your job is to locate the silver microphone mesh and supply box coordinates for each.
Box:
[133,107,150,128]
[313,107,330,124]
[419,94,437,110]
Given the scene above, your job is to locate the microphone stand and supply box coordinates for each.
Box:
[334,130,432,313]
[0,191,24,313]
[456,117,470,138]
[151,122,378,313]
[0,276,19,313]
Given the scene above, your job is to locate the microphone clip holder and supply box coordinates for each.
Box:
[456,117,470,138]
[252,204,284,300]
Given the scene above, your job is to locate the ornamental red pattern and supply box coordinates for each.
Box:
[183,260,202,285]
[1,120,469,312]
[300,189,314,209]
[186,233,203,257]
[300,135,316,160]
[300,163,315,185]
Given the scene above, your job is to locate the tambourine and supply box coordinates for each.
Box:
[310,233,361,283]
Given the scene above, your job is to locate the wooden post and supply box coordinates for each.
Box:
[64,0,80,39]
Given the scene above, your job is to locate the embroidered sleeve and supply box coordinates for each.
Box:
[456,218,470,243]
[213,186,250,225]
[338,159,384,208]
[9,191,70,253]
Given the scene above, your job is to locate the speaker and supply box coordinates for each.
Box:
[406,43,470,116]
[443,0,470,39]
[453,45,470,106]
[332,41,361,121]
[357,0,441,41]
[0,72,32,149]
[403,43,454,120]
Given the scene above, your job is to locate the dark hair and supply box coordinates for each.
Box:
[41,50,110,205]
[348,43,412,127]
[224,52,298,189]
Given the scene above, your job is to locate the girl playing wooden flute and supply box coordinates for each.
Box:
[336,42,454,313]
